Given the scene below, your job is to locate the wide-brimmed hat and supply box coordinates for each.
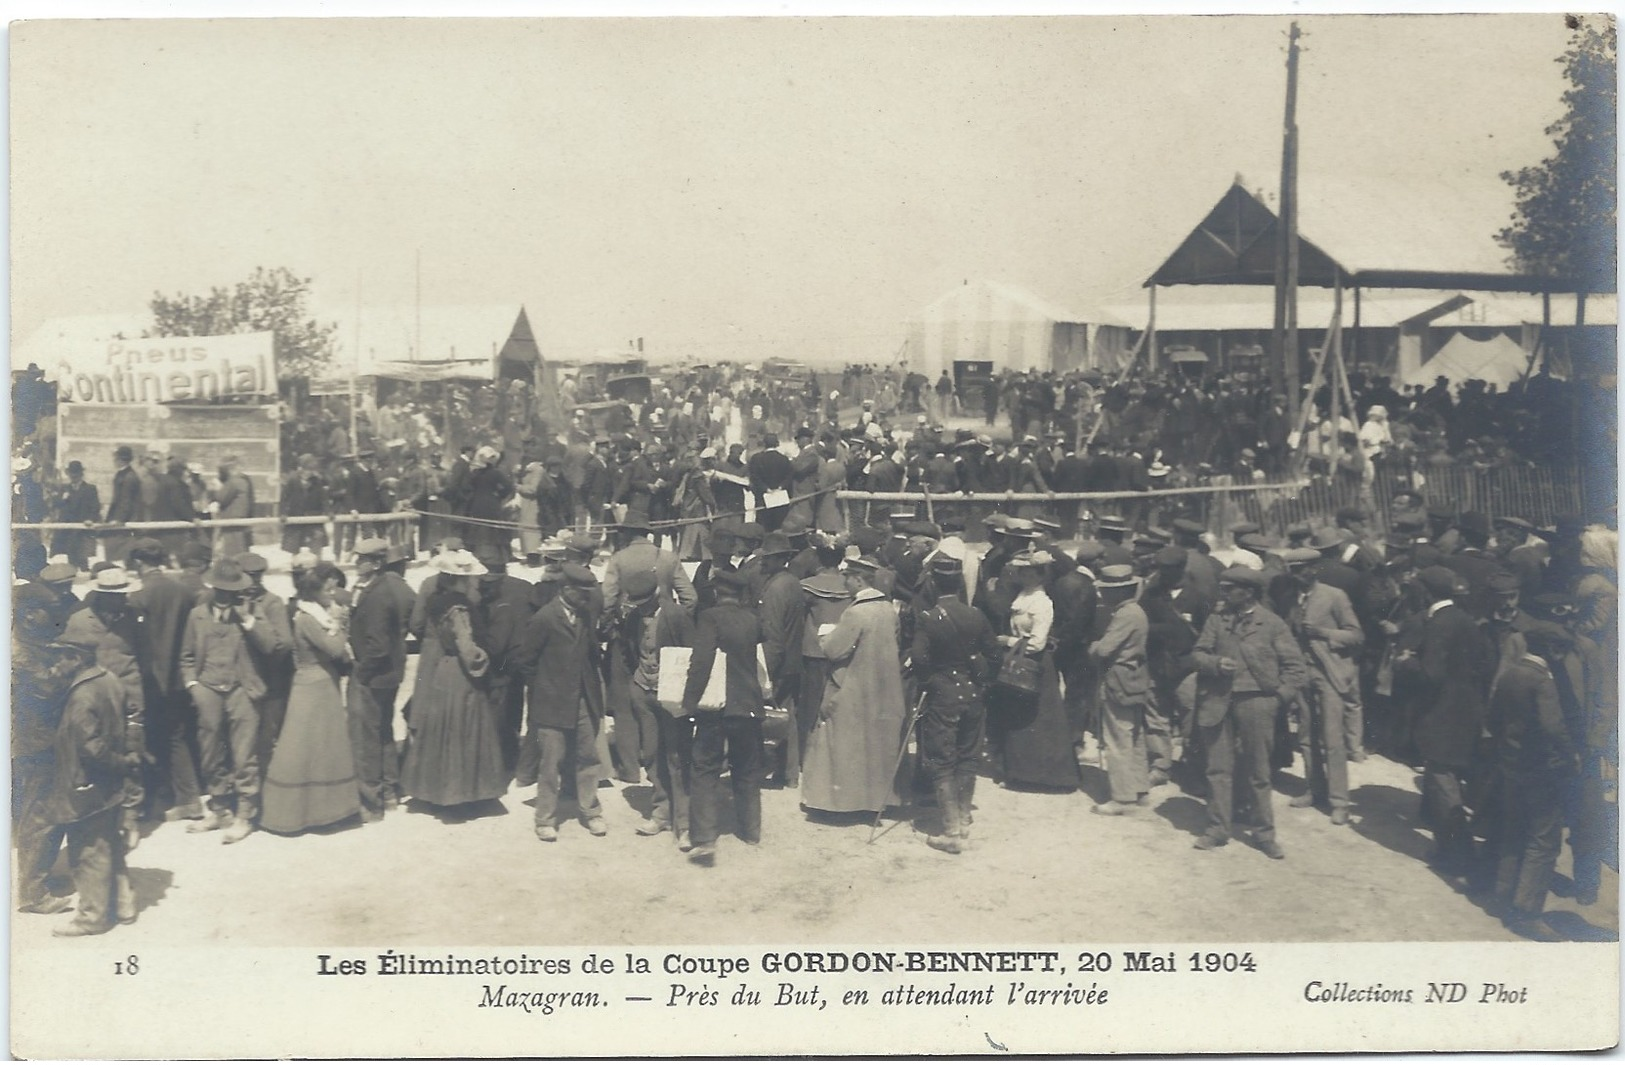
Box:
[1309,527,1346,552]
[430,549,484,577]
[758,532,797,557]
[235,553,269,575]
[1281,547,1321,568]
[1096,563,1140,589]
[1097,515,1131,534]
[203,560,252,592]
[1219,567,1266,591]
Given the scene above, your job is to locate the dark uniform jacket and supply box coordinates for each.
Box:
[683,601,765,717]
[53,480,101,523]
[911,597,1000,711]
[1488,654,1575,774]
[759,568,806,696]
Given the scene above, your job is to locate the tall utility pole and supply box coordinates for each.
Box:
[1273,21,1303,421]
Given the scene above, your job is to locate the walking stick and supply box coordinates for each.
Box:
[868,690,930,844]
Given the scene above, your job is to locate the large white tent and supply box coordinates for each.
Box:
[902,279,1132,378]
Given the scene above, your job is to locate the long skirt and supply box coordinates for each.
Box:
[400,653,508,807]
[261,668,361,834]
[989,651,1080,790]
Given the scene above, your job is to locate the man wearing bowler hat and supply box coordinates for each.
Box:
[105,445,144,563]
[51,459,101,571]
[1191,566,1307,858]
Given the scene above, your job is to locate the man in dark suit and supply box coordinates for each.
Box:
[127,538,204,822]
[348,537,417,821]
[51,460,101,571]
[473,541,538,778]
[681,569,766,864]
[747,434,793,532]
[104,445,144,563]
[518,563,606,842]
[1191,567,1307,859]
[1396,565,1492,877]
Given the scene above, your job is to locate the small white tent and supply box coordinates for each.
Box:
[902,280,1131,378]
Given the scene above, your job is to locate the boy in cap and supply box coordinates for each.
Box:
[1190,567,1307,859]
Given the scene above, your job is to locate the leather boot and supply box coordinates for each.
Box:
[956,772,976,835]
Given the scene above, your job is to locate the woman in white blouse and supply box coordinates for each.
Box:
[987,550,1081,791]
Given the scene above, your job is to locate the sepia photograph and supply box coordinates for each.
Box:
[8,5,1620,1057]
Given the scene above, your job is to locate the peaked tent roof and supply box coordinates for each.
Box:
[1147,181,1598,294]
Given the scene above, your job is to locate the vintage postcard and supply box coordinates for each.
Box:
[9,7,1619,1058]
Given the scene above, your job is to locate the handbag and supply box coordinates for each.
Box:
[994,637,1042,696]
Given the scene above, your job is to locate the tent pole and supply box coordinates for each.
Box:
[1147,285,1158,375]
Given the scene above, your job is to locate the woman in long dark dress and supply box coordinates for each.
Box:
[987,550,1081,790]
[261,568,362,834]
[400,550,508,808]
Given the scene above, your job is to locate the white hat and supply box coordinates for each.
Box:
[699,447,717,459]
[93,567,136,593]
[430,549,484,576]
[11,456,31,473]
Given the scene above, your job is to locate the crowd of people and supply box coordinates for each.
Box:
[9,356,1616,943]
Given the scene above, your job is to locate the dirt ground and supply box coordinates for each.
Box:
[15,557,1617,951]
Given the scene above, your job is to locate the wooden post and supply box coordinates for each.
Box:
[1275,22,1303,420]
[1147,285,1158,376]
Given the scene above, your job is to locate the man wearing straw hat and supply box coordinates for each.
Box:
[1089,564,1154,815]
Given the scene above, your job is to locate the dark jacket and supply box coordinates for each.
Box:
[1192,604,1307,727]
[107,466,143,523]
[683,601,764,717]
[910,596,1001,711]
[350,571,417,689]
[130,569,196,697]
[758,568,806,695]
[519,596,604,729]
[1488,653,1576,775]
[53,480,101,523]
[1401,601,1490,766]
[44,665,133,824]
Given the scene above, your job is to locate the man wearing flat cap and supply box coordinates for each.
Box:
[1492,515,1545,600]
[348,537,417,820]
[1394,565,1492,877]
[1190,566,1307,858]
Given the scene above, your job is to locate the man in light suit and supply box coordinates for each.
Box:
[1191,567,1308,859]
[1282,548,1364,825]
[518,564,607,842]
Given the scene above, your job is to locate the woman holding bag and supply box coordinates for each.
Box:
[988,550,1081,791]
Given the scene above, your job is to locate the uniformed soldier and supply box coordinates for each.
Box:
[909,555,1001,854]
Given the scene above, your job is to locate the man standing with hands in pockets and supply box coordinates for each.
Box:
[1191,568,1307,859]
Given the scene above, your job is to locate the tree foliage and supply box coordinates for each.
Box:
[1497,17,1617,289]
[146,266,338,386]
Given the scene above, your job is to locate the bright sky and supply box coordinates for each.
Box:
[10,13,1582,366]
